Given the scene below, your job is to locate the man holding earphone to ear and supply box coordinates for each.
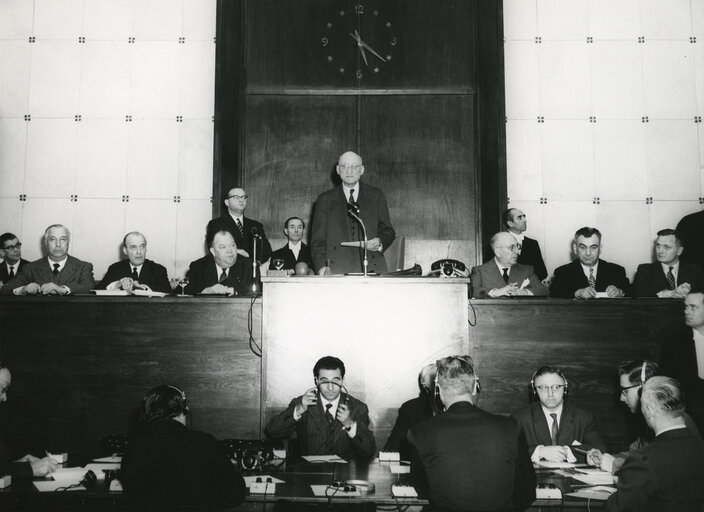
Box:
[265,356,376,459]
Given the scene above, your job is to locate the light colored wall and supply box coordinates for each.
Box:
[0,0,216,281]
[504,0,704,279]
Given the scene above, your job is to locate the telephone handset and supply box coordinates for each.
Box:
[430,259,469,278]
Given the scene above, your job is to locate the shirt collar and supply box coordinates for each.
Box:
[580,262,599,275]
[228,212,244,223]
[541,403,564,424]
[660,261,679,273]
[288,241,302,251]
[48,257,68,270]
[508,231,525,243]
[342,184,359,200]
[494,258,511,274]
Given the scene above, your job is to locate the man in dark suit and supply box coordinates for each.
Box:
[634,229,704,298]
[660,290,704,432]
[604,377,704,511]
[311,151,395,275]
[677,209,704,269]
[503,208,548,281]
[471,232,548,298]
[121,384,246,510]
[550,226,630,298]
[96,232,171,294]
[408,356,536,512]
[265,356,376,459]
[185,230,252,296]
[206,187,272,264]
[0,224,94,295]
[513,366,606,462]
[0,233,28,286]
[268,216,313,272]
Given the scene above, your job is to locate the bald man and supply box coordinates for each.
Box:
[311,151,395,275]
[470,232,548,298]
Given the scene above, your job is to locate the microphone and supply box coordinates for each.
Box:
[251,226,262,239]
[346,201,360,215]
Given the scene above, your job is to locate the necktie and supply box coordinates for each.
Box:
[550,413,559,446]
[588,268,596,288]
[502,268,509,284]
[7,266,14,280]
[325,403,335,426]
[349,188,355,204]
[666,267,676,290]
[52,263,60,276]
[131,267,138,281]
[235,218,244,240]
[219,268,228,283]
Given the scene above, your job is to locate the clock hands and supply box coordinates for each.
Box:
[348,30,387,66]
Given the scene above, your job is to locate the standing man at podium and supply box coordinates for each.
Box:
[311,151,395,275]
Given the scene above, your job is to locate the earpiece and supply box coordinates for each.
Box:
[640,362,647,386]
[530,366,568,398]
[143,384,189,423]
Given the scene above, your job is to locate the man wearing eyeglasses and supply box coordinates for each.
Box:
[206,187,272,264]
[513,366,605,463]
[0,224,94,296]
[0,233,28,288]
[311,151,395,275]
[470,232,548,298]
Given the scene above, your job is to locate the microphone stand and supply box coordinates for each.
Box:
[251,233,260,293]
[346,206,368,276]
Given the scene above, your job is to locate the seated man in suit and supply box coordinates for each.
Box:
[408,356,535,511]
[513,366,605,462]
[206,187,272,264]
[184,230,252,296]
[634,229,704,298]
[264,356,376,459]
[677,209,704,268]
[0,224,95,295]
[268,216,313,273]
[604,377,704,511]
[504,208,548,282]
[471,231,548,298]
[660,290,704,432]
[550,226,630,299]
[121,384,246,510]
[97,232,172,294]
[0,233,29,287]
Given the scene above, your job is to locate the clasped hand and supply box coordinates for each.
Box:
[117,277,151,293]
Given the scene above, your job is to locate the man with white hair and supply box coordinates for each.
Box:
[604,377,704,511]
[0,224,94,295]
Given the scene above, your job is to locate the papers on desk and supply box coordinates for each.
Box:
[243,475,285,487]
[570,472,616,486]
[536,461,582,469]
[92,456,122,463]
[566,486,616,500]
[132,289,167,297]
[34,481,86,492]
[302,455,347,463]
[50,468,89,482]
[91,290,130,296]
[389,463,411,474]
[311,484,361,497]
[84,463,120,474]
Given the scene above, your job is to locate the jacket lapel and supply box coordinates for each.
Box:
[532,404,553,446]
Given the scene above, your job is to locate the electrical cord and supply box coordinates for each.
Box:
[247,291,262,357]
[468,298,477,327]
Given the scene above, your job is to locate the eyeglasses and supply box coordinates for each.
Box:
[227,195,248,200]
[338,164,362,170]
[3,242,21,251]
[620,383,641,396]
[498,244,520,252]
[535,384,565,393]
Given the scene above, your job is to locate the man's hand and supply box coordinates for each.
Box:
[365,237,382,252]
[18,283,41,295]
[201,284,235,295]
[30,456,58,477]
[575,286,597,299]
[236,249,250,258]
[514,288,533,296]
[117,277,135,292]
[539,445,568,462]
[41,283,69,295]
[295,388,318,416]
[660,282,692,299]
[599,452,615,473]
[318,266,332,276]
[336,402,352,428]
[605,285,624,298]
[586,448,602,466]
[16,454,39,463]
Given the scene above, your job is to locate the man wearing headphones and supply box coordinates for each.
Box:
[513,366,605,462]
[264,356,376,459]
[408,355,535,511]
[121,385,246,510]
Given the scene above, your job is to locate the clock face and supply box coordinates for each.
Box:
[322,3,398,80]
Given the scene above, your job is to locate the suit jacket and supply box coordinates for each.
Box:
[310,182,395,274]
[206,214,272,263]
[517,236,548,281]
[0,255,95,295]
[0,258,28,285]
[408,401,536,512]
[0,406,32,480]
[512,401,606,455]
[121,419,246,511]
[677,210,704,268]
[184,254,253,296]
[383,395,435,462]
[470,260,548,298]
[268,243,313,271]
[660,325,704,432]
[633,261,704,297]
[550,259,631,298]
[96,259,172,294]
[604,428,704,512]
[264,393,376,460]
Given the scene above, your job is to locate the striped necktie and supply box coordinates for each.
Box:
[666,267,676,290]
[235,218,244,240]
[588,268,596,288]
[550,413,559,445]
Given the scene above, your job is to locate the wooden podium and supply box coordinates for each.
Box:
[261,276,470,443]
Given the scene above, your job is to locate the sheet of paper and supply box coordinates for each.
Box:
[91,290,129,296]
[34,481,86,492]
[340,241,364,248]
[536,461,581,469]
[132,289,167,297]
[302,455,347,463]
[84,463,120,474]
[92,456,122,463]
[389,464,411,474]
[310,484,361,497]
[50,467,87,482]
[243,475,285,486]
[571,473,616,485]
[566,486,616,500]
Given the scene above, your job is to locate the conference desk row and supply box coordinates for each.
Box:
[0,277,683,463]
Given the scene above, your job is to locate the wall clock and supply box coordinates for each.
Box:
[322,3,398,80]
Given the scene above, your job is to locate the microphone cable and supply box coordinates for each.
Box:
[247,290,262,357]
